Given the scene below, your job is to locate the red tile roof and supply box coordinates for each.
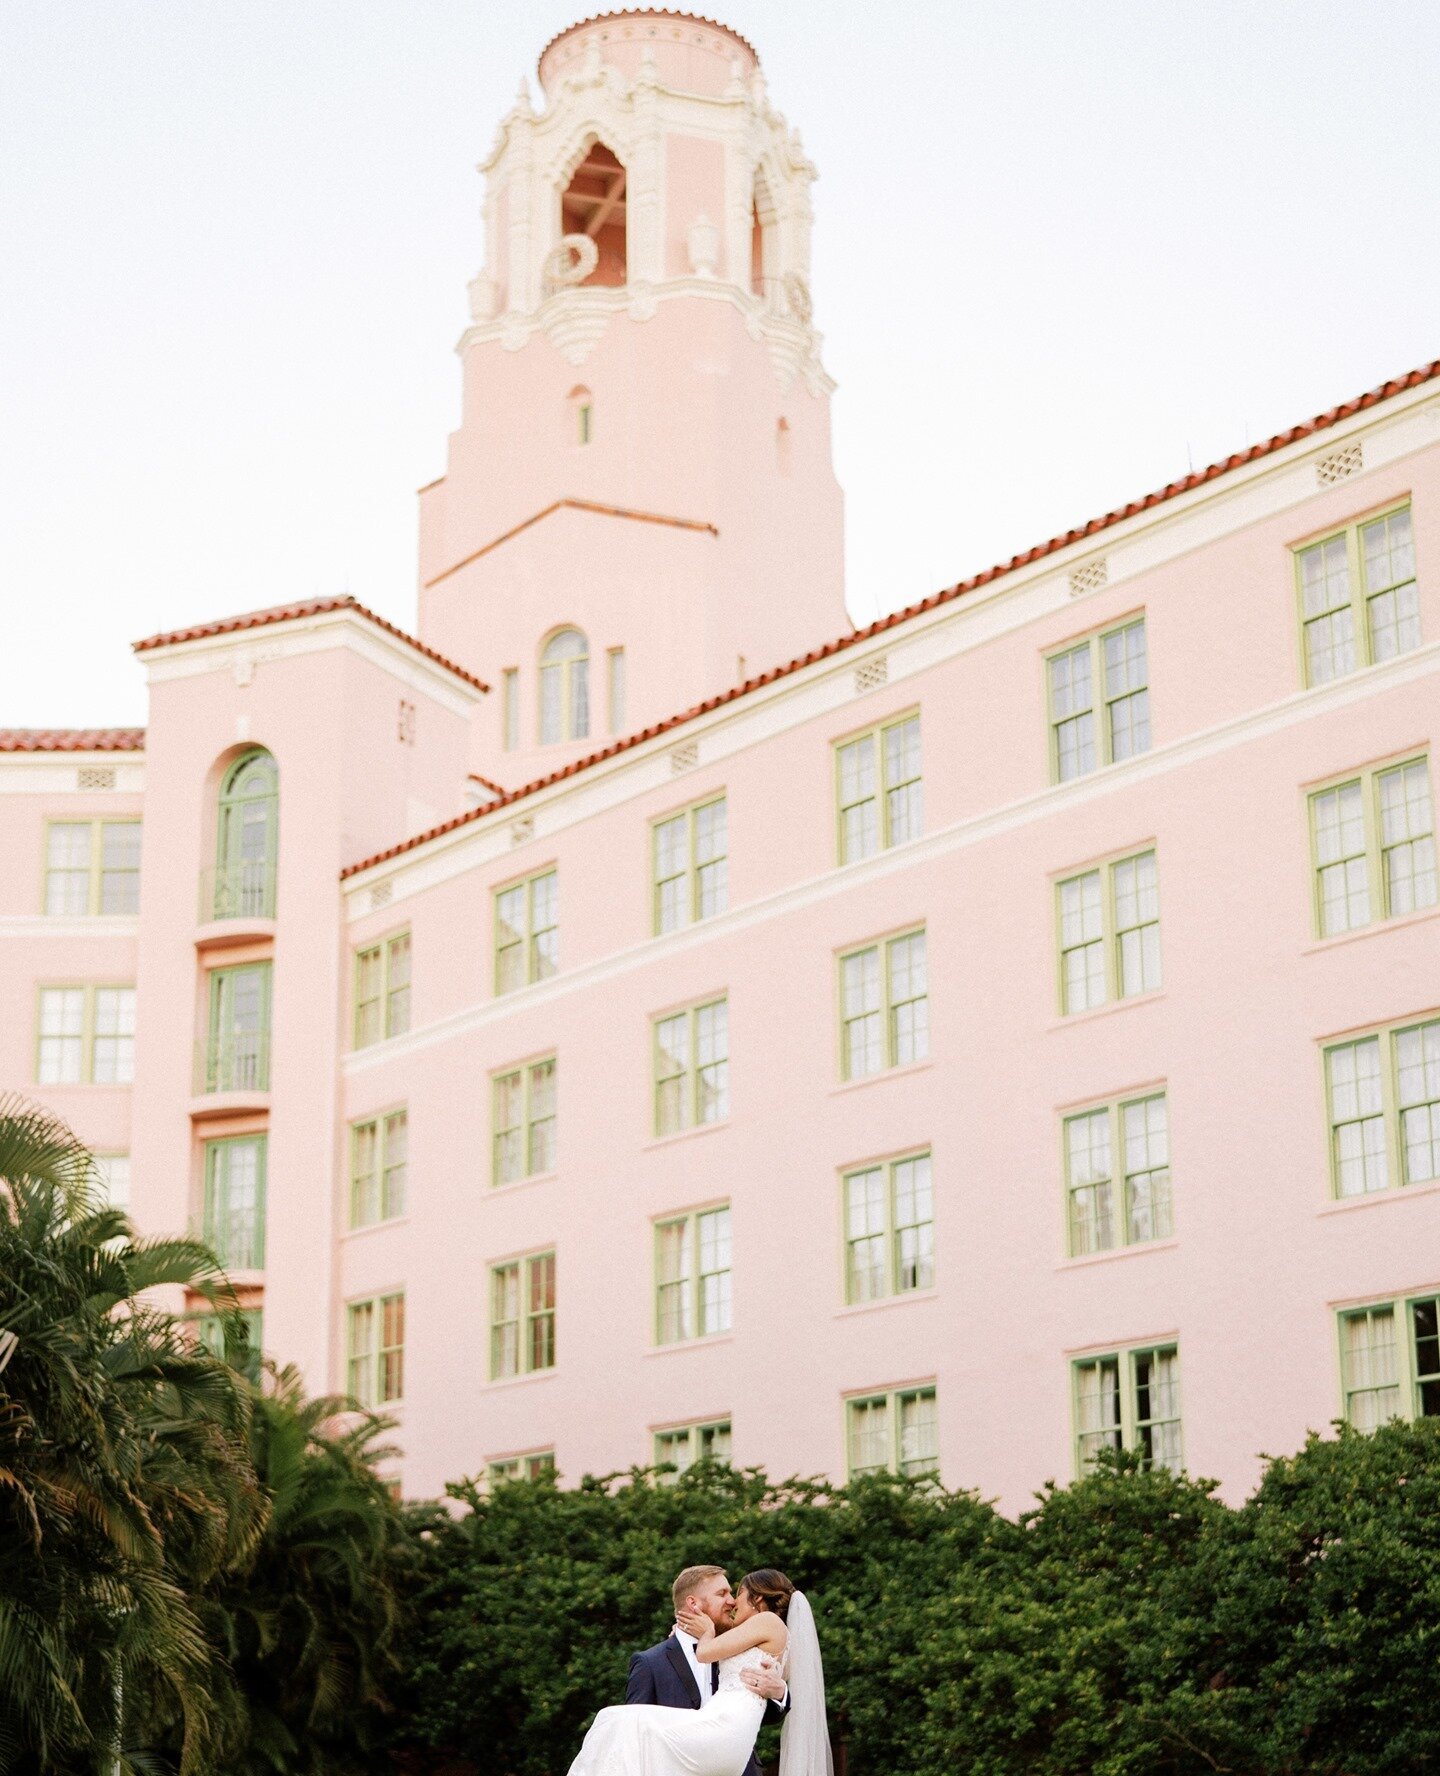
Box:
[469,772,508,798]
[335,353,1440,882]
[538,10,759,74]
[0,728,146,753]
[132,595,490,693]
[424,499,718,588]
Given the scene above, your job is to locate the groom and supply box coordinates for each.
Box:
[626,1564,790,1776]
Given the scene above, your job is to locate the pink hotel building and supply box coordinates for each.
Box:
[4,11,1440,1511]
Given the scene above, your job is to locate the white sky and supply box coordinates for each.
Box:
[3,1,1437,728]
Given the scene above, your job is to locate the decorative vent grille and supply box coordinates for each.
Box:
[369,881,393,911]
[510,814,535,846]
[670,740,699,773]
[1316,441,1363,486]
[76,766,117,791]
[854,655,888,693]
[1068,558,1109,597]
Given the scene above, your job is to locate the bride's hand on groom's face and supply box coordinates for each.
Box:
[676,1607,714,1641]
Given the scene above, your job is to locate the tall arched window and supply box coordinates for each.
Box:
[215,749,278,918]
[560,140,627,288]
[539,629,589,744]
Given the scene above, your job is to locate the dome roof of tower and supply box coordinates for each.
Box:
[538,10,759,77]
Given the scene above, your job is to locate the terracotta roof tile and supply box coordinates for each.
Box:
[0,728,146,753]
[425,499,717,588]
[538,10,759,74]
[341,354,1440,882]
[132,595,489,693]
[469,772,508,798]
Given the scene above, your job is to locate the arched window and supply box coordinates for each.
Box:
[539,629,589,744]
[215,749,278,918]
[569,385,593,446]
[560,141,627,287]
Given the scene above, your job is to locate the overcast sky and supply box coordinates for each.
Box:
[4,1,1438,728]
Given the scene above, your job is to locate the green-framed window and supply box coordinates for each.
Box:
[655,1206,731,1344]
[490,1250,556,1379]
[1056,848,1161,1014]
[488,1450,556,1484]
[1073,1344,1181,1474]
[492,1058,557,1184]
[846,1385,938,1479]
[350,1109,408,1227]
[494,870,558,994]
[607,647,625,734]
[539,628,589,743]
[202,1134,266,1269]
[36,984,135,1085]
[654,1419,731,1479]
[1048,616,1149,783]
[653,795,727,934]
[835,712,922,864]
[1296,504,1419,687]
[1309,755,1436,938]
[94,1152,130,1213]
[213,749,278,919]
[839,928,928,1079]
[203,963,271,1092]
[44,820,141,916]
[353,930,411,1048]
[1325,1014,1440,1199]
[347,1292,404,1406]
[843,1151,933,1302]
[653,998,728,1135]
[1063,1092,1171,1256]
[194,1307,263,1383]
[1338,1294,1440,1429]
[501,669,519,751]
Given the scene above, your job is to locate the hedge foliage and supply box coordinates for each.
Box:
[388,1422,1440,1776]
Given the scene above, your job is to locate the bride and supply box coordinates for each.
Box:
[566,1568,831,1776]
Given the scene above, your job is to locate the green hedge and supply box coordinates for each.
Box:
[387,1422,1440,1776]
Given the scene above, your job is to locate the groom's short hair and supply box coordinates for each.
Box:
[672,1564,725,1612]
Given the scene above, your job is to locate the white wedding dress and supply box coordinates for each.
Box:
[566,1643,780,1776]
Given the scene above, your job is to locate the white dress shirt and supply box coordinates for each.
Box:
[672,1629,787,1711]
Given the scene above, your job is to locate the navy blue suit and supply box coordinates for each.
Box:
[625,1635,789,1776]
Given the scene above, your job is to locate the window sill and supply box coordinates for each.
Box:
[485,1368,559,1392]
[644,1120,728,1153]
[341,1216,409,1241]
[36,1080,135,1093]
[645,1333,734,1358]
[1318,1177,1440,1216]
[834,1288,938,1320]
[1301,902,1440,957]
[1056,1236,1179,1271]
[829,1059,933,1098]
[1050,990,1164,1033]
[489,1169,559,1195]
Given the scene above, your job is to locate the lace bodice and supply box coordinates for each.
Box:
[714,1640,787,1697]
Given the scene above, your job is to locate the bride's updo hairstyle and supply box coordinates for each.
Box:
[739,1569,795,1620]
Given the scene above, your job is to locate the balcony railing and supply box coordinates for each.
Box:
[200,860,277,923]
[194,1030,271,1095]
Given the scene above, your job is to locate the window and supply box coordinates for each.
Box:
[94,1153,130,1213]
[578,401,593,444]
[607,647,626,734]
[653,796,727,934]
[1309,756,1436,938]
[203,963,271,1092]
[36,985,135,1085]
[1339,1295,1440,1429]
[1048,616,1150,783]
[350,1109,408,1227]
[846,1386,938,1478]
[560,141,627,287]
[843,1152,934,1302]
[195,1307,263,1383]
[1073,1344,1181,1473]
[494,871,558,994]
[1064,1092,1171,1256]
[654,1205,731,1344]
[653,998,728,1135]
[347,1293,405,1406]
[214,749,278,919]
[44,820,141,916]
[489,1450,556,1484]
[835,713,922,863]
[539,629,589,743]
[839,929,928,1080]
[492,1058,557,1184]
[203,1135,266,1270]
[502,669,519,752]
[490,1251,556,1379]
[1057,849,1161,1014]
[1297,505,1419,687]
[353,930,411,1047]
[654,1419,731,1478]
[1325,1015,1440,1198]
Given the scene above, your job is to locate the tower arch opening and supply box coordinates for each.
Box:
[750,168,778,303]
[559,139,628,288]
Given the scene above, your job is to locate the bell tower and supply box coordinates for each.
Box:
[415,11,848,783]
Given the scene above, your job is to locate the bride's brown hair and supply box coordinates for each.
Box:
[739,1569,795,1621]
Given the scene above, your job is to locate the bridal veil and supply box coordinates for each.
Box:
[779,1591,832,1776]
